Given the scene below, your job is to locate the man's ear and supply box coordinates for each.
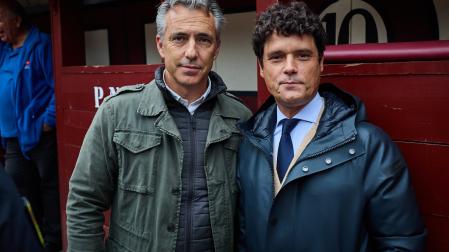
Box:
[156,35,164,59]
[14,16,22,28]
[258,60,264,78]
[213,40,221,60]
[319,56,324,72]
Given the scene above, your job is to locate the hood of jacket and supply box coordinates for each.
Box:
[238,83,367,143]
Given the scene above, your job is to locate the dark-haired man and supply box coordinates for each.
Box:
[0,1,60,251]
[237,2,426,251]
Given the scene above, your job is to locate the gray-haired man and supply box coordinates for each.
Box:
[66,1,251,251]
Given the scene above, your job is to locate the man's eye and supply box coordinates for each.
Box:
[268,55,283,61]
[172,36,186,43]
[297,54,312,61]
[197,37,212,46]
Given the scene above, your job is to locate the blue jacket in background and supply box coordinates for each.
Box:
[237,83,426,252]
[0,26,55,154]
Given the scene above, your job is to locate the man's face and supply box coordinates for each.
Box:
[0,7,20,44]
[260,33,323,115]
[156,5,220,93]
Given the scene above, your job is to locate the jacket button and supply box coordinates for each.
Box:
[349,148,356,155]
[302,166,309,173]
[270,218,278,226]
[167,223,176,232]
[325,158,332,165]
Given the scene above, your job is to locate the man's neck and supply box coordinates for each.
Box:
[12,28,29,49]
[163,72,209,104]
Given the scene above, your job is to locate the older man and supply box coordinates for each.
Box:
[0,1,60,251]
[237,2,426,251]
[66,0,251,251]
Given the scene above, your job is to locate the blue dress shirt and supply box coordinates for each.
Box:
[273,92,324,167]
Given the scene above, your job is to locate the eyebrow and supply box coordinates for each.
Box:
[266,49,314,56]
[295,49,314,54]
[196,33,213,38]
[169,32,187,38]
[170,31,213,36]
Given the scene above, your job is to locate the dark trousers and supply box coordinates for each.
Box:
[4,131,61,248]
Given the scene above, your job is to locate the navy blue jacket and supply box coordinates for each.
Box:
[0,168,43,252]
[0,27,55,154]
[237,84,426,252]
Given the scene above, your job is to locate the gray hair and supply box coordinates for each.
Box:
[156,0,225,40]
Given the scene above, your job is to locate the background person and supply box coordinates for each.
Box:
[0,1,61,251]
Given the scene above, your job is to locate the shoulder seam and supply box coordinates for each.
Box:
[103,83,145,103]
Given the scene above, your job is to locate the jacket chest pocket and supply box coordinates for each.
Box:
[112,131,161,237]
[113,131,161,195]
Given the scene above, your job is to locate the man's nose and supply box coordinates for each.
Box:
[283,55,297,75]
[185,37,198,60]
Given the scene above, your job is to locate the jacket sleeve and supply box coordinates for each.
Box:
[0,43,4,140]
[362,125,427,251]
[39,38,56,128]
[0,169,43,252]
[66,101,117,252]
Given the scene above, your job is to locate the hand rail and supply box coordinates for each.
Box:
[324,40,449,63]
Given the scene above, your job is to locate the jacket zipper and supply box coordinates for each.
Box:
[185,114,196,252]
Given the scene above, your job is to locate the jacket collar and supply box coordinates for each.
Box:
[136,79,168,117]
[239,83,367,189]
[239,83,364,149]
[136,66,222,116]
[239,96,277,139]
[136,66,241,141]
[154,66,227,105]
[20,26,41,53]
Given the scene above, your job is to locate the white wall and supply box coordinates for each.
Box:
[433,0,449,40]
[84,29,110,66]
[212,12,257,91]
[144,23,161,65]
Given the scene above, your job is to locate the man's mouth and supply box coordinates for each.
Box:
[280,80,301,85]
[180,64,201,70]
[179,64,202,75]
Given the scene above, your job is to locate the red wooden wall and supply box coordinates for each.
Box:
[321,61,449,251]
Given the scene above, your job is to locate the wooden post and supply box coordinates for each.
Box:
[256,0,278,106]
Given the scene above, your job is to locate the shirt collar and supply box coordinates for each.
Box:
[276,92,324,126]
[162,69,212,107]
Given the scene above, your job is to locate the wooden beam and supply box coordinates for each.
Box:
[256,0,277,106]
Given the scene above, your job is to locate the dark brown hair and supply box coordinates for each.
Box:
[252,1,327,65]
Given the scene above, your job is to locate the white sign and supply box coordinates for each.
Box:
[93,86,120,108]
[320,0,387,44]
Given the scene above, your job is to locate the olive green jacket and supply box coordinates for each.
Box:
[66,80,252,252]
